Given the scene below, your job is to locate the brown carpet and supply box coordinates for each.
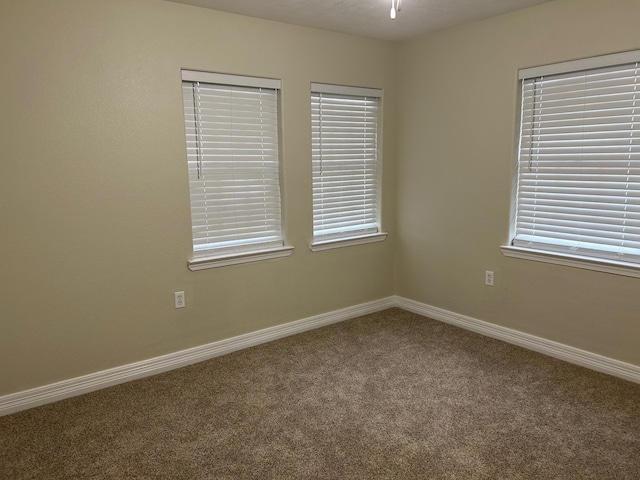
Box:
[1,308,639,479]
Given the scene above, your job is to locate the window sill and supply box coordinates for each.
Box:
[500,245,640,279]
[310,233,387,252]
[188,246,294,271]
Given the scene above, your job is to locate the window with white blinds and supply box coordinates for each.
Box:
[182,70,286,263]
[512,51,640,265]
[311,83,382,244]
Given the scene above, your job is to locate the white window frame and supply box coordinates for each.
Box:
[310,83,387,251]
[502,50,640,278]
[181,70,293,270]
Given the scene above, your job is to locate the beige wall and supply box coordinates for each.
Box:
[3,0,640,399]
[0,0,397,395]
[396,0,640,366]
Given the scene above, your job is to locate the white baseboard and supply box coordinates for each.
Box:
[3,295,638,417]
[0,297,395,417]
[393,295,640,385]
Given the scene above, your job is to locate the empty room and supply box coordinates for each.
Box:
[1,0,639,478]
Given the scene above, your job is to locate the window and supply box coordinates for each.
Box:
[310,83,386,251]
[504,51,640,275]
[181,70,292,270]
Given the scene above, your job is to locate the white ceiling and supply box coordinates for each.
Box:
[165,0,554,42]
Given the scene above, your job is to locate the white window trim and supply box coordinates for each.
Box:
[310,232,387,252]
[188,246,294,271]
[182,70,293,268]
[507,49,640,273]
[500,245,640,279]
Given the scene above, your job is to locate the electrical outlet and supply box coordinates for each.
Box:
[174,291,186,309]
[485,271,494,287]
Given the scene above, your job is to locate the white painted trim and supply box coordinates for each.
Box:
[393,295,640,385]
[188,246,294,271]
[0,297,395,417]
[500,245,640,279]
[310,233,387,252]
[4,295,638,417]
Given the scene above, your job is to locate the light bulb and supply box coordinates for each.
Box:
[390,6,396,19]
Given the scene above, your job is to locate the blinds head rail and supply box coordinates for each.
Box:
[519,49,640,80]
[182,69,281,90]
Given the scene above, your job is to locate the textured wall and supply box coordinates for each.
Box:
[0,0,397,395]
[3,0,639,400]
[396,0,640,366]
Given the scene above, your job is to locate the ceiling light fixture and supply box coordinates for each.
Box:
[390,0,401,20]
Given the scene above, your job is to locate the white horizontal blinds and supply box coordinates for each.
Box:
[182,73,283,257]
[514,60,640,263]
[312,85,381,241]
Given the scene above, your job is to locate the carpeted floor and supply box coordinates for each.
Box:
[1,308,639,479]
